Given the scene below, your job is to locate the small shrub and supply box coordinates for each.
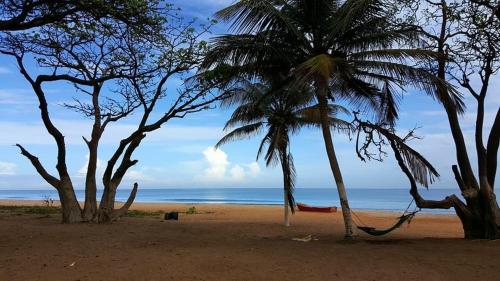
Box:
[42,195,54,207]
[125,210,164,217]
[186,206,197,215]
[25,206,60,215]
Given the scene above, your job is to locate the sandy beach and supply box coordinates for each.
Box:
[1,200,499,281]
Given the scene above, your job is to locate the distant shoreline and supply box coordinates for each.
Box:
[0,188,465,214]
[0,187,460,190]
[0,199,457,217]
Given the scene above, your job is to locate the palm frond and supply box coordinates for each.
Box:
[263,125,284,167]
[220,80,266,108]
[334,0,387,34]
[294,54,345,84]
[332,76,382,112]
[215,0,293,34]
[376,81,400,126]
[367,124,440,187]
[354,60,465,113]
[223,103,266,130]
[392,138,440,188]
[203,33,291,70]
[216,122,264,148]
[296,103,348,121]
[256,129,274,161]
[350,49,439,63]
[294,103,353,133]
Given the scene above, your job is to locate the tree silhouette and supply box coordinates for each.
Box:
[203,0,455,238]
[216,80,351,226]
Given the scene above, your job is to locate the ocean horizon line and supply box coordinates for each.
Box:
[0,187,471,214]
[0,187,459,191]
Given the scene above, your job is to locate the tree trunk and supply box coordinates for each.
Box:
[82,142,98,222]
[478,187,500,239]
[389,138,500,239]
[459,194,499,240]
[83,85,102,222]
[98,182,117,223]
[98,182,139,223]
[58,180,82,223]
[111,183,139,221]
[284,189,290,227]
[317,93,355,238]
[280,148,291,227]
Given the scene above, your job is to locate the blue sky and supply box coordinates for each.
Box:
[0,0,498,191]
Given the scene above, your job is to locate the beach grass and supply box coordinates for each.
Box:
[125,209,164,217]
[0,204,205,218]
[0,205,166,218]
[0,205,61,215]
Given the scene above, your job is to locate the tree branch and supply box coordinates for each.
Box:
[10,53,71,180]
[15,144,60,189]
[111,182,139,221]
[389,140,471,222]
[487,108,500,188]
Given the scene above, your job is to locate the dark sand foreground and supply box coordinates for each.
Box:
[1,200,499,281]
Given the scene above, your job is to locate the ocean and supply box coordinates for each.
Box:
[0,188,468,214]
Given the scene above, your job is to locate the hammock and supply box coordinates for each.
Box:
[352,199,419,237]
[356,211,418,236]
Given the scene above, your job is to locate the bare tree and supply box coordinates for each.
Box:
[1,5,229,223]
[96,64,231,223]
[389,0,499,239]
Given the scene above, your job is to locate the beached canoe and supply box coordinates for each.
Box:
[297,203,337,213]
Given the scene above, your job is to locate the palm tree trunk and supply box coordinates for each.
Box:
[317,92,355,238]
[284,190,290,227]
[280,149,291,227]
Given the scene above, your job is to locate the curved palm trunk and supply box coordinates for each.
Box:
[284,191,290,227]
[280,148,291,227]
[317,92,355,238]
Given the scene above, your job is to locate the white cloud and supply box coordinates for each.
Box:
[202,147,229,181]
[247,162,261,177]
[0,162,16,175]
[199,146,261,183]
[230,165,245,181]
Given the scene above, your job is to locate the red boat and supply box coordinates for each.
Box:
[297,203,337,213]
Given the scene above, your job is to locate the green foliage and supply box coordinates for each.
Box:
[186,206,197,215]
[0,0,163,32]
[204,0,463,126]
[200,64,236,85]
[0,205,61,215]
[125,210,164,217]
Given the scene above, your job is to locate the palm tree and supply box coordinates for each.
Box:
[203,0,461,238]
[216,80,350,226]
